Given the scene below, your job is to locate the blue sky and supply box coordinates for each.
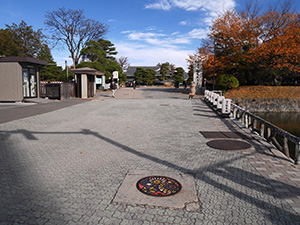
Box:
[0,0,298,70]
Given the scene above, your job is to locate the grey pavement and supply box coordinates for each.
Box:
[0,87,300,224]
[0,99,88,124]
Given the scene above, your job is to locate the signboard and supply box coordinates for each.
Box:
[96,77,102,84]
[222,99,231,114]
[113,71,119,79]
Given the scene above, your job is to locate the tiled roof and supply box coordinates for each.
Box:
[125,66,160,76]
[0,56,48,66]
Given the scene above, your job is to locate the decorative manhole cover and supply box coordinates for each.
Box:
[136,176,182,197]
[206,140,251,150]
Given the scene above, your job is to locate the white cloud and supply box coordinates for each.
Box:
[180,18,212,27]
[115,26,206,70]
[179,20,188,26]
[145,26,158,31]
[203,16,214,26]
[145,0,236,27]
[187,28,210,39]
[171,37,191,44]
[123,30,193,47]
[145,0,236,15]
[128,32,166,41]
[173,0,233,12]
[121,30,134,34]
[114,41,194,69]
[171,31,180,36]
[51,49,73,68]
[53,26,208,69]
[145,0,172,10]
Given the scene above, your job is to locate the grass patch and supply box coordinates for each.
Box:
[224,86,300,99]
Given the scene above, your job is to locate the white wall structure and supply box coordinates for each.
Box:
[81,74,88,99]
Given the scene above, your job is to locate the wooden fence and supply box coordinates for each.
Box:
[231,103,300,164]
[40,82,75,100]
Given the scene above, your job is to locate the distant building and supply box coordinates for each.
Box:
[125,66,172,82]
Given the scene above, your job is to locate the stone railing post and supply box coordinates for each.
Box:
[283,137,290,158]
[295,142,300,165]
[260,123,265,138]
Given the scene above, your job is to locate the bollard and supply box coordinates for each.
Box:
[213,93,219,107]
[205,90,209,101]
[217,96,224,111]
[208,91,212,102]
[206,90,210,101]
[210,92,214,104]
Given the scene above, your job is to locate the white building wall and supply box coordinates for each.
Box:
[81,74,88,98]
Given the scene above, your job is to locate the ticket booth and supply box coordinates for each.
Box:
[70,67,104,98]
[0,56,48,102]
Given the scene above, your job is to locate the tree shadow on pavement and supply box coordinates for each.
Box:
[0,132,64,224]
[1,127,299,224]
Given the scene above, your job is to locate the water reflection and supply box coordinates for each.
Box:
[255,112,300,138]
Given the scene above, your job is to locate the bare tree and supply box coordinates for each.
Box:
[268,0,295,14]
[116,56,130,72]
[45,8,108,66]
[240,0,261,21]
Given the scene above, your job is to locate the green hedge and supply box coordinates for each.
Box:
[216,74,239,91]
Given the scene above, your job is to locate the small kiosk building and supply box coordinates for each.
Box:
[70,67,104,98]
[0,56,48,102]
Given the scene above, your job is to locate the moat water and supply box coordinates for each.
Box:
[254,112,300,138]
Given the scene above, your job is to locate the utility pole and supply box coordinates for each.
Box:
[65,60,69,81]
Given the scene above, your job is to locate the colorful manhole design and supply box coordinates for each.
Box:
[136,176,182,197]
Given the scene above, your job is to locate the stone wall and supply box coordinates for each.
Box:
[232,98,300,112]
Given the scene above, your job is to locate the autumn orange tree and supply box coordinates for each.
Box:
[188,0,300,86]
[188,8,262,85]
[249,11,300,84]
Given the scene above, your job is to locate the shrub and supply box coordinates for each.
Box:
[216,74,239,91]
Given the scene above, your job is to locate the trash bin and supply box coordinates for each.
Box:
[45,83,61,99]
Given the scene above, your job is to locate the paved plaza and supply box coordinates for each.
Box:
[0,87,300,224]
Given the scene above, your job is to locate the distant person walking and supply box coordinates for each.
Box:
[111,82,117,98]
[133,81,136,90]
[189,82,196,99]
